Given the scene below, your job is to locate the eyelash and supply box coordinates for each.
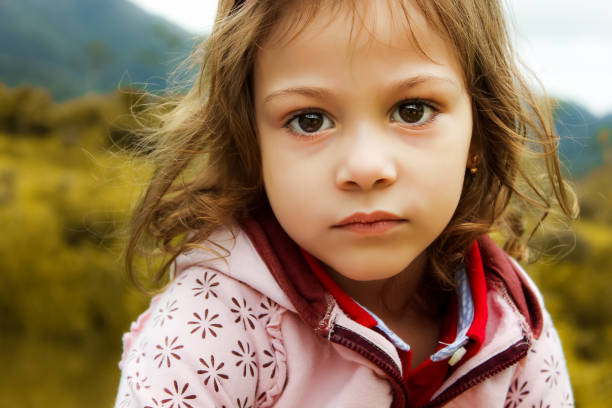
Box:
[282,99,439,138]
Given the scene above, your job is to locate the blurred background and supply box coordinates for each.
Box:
[0,0,610,407]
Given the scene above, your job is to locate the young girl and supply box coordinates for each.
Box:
[115,0,577,407]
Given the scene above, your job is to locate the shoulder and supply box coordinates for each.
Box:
[504,285,574,407]
[477,240,575,406]
[115,260,288,408]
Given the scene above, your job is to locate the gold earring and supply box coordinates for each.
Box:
[469,154,479,174]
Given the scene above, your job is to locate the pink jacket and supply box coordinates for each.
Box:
[114,211,573,407]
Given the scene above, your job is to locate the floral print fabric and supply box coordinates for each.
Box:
[502,310,574,408]
[115,267,287,408]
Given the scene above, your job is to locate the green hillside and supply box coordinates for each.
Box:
[0,0,197,100]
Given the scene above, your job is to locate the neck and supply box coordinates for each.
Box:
[325,251,432,319]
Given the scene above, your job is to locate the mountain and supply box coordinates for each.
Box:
[554,100,612,177]
[0,0,198,100]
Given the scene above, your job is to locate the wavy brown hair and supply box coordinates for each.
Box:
[125,0,577,293]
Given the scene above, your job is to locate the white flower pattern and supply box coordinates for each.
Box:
[153,299,179,327]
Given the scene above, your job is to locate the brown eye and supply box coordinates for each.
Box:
[391,102,435,125]
[287,111,333,136]
[298,113,323,132]
[399,103,424,122]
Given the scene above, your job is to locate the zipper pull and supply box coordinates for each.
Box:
[449,346,467,366]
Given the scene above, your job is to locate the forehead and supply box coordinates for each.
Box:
[260,0,452,61]
[254,0,465,94]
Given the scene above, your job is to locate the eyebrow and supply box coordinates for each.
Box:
[262,75,461,105]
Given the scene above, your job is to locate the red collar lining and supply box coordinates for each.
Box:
[465,240,488,351]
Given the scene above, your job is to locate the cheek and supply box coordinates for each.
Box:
[408,146,468,222]
[261,145,317,221]
[261,162,323,254]
[262,150,300,197]
[414,172,464,217]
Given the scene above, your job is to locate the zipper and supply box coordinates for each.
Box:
[330,324,408,408]
[420,337,530,407]
[419,281,533,407]
[318,274,532,407]
[329,323,530,407]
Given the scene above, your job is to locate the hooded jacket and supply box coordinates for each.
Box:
[114,209,573,407]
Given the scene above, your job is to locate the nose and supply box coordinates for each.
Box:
[335,131,397,191]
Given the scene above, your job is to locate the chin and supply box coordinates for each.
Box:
[330,259,411,282]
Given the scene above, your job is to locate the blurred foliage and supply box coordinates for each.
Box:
[0,83,153,406]
[0,82,610,406]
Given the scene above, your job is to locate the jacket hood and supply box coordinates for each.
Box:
[173,222,296,314]
[174,203,543,346]
[174,205,543,341]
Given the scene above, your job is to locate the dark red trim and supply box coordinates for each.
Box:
[330,325,407,408]
[241,210,330,332]
[422,338,530,408]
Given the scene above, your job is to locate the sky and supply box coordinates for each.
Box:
[129,0,612,116]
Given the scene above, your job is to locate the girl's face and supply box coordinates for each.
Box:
[253,1,473,282]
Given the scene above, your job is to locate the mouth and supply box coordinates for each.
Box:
[332,211,407,234]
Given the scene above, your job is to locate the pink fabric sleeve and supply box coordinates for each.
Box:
[504,310,574,407]
[113,267,287,408]
[503,266,574,408]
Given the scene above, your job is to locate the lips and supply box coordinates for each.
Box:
[333,211,405,227]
